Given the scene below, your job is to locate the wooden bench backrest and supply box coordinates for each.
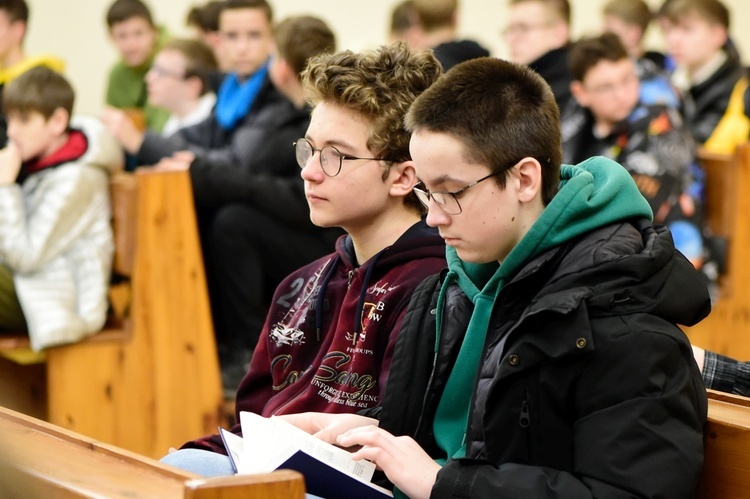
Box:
[696,390,750,498]
[0,405,305,498]
[685,144,750,360]
[110,171,138,278]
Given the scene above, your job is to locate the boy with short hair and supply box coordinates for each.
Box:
[105,0,169,132]
[102,38,218,148]
[285,56,708,497]
[410,0,489,71]
[0,0,64,147]
[563,33,706,269]
[0,66,122,350]
[160,42,446,475]
[503,0,572,109]
[186,0,228,71]
[658,0,744,144]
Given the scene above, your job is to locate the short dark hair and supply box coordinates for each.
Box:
[390,0,418,35]
[106,0,154,29]
[0,0,28,23]
[186,1,224,33]
[603,0,653,34]
[274,16,335,78]
[569,32,629,82]
[160,38,218,95]
[220,0,272,25]
[405,57,561,205]
[412,0,457,32]
[658,0,730,29]
[509,0,571,25]
[303,43,443,214]
[3,66,74,123]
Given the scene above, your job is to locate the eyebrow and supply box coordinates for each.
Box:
[304,135,362,153]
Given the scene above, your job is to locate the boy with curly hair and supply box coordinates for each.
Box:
[160,42,446,476]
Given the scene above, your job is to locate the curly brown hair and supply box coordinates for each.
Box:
[302,42,442,213]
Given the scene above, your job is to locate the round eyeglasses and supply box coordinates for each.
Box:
[294,138,387,177]
[412,160,520,215]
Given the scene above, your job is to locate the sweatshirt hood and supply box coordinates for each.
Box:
[314,219,445,340]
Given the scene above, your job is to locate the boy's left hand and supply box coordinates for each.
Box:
[0,141,23,185]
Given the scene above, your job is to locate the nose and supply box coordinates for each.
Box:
[300,152,323,182]
[424,202,451,228]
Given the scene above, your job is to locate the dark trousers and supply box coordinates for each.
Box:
[202,203,336,355]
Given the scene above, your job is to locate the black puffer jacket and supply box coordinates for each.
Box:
[377,220,709,498]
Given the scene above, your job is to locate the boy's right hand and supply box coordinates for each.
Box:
[278,412,378,446]
[0,141,22,185]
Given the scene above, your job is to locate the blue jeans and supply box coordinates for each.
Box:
[160,449,324,498]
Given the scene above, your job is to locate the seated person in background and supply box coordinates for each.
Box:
[102,38,218,145]
[159,42,446,475]
[563,33,707,272]
[693,346,750,397]
[410,0,490,71]
[186,0,230,72]
[388,0,421,46]
[283,56,709,498]
[104,0,169,133]
[658,0,744,145]
[0,0,64,147]
[115,0,285,174]
[503,0,573,110]
[0,67,123,350]
[602,0,679,107]
[153,15,343,394]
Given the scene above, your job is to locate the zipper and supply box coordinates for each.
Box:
[519,397,530,428]
[347,269,355,288]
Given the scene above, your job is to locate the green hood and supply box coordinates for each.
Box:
[432,156,653,462]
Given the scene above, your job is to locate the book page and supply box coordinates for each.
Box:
[238,411,376,481]
[218,427,243,473]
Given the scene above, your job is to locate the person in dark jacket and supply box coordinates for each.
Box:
[503,0,573,110]
[159,42,446,476]
[658,0,744,145]
[284,57,710,498]
[146,12,344,393]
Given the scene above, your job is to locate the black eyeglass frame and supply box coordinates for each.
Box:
[412,160,520,215]
[294,138,388,177]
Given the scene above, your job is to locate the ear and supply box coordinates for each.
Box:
[387,160,418,198]
[570,80,589,108]
[185,75,204,98]
[550,20,570,47]
[10,19,25,44]
[709,24,728,51]
[515,157,543,204]
[48,108,69,135]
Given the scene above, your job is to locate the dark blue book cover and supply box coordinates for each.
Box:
[279,449,393,499]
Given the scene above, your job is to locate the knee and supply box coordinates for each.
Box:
[159,448,235,477]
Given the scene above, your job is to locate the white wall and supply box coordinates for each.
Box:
[23,0,750,116]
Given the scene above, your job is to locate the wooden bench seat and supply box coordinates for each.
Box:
[0,168,225,458]
[0,404,305,498]
[697,389,750,498]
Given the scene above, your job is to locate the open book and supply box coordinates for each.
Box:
[219,411,393,499]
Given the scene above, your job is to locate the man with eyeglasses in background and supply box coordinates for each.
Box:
[562,33,711,285]
[503,0,572,110]
[159,42,447,476]
[102,38,218,147]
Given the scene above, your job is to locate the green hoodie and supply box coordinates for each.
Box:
[432,156,653,463]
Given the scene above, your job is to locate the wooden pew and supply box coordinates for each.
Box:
[697,389,750,498]
[684,145,750,360]
[0,405,305,498]
[0,169,225,458]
